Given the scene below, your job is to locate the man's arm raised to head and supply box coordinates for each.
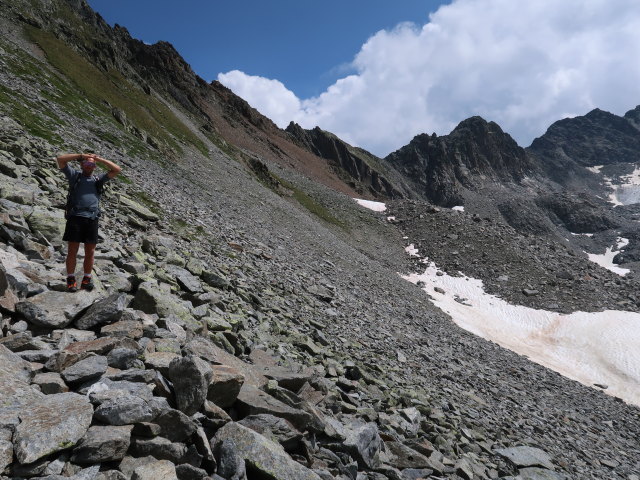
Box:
[56,153,90,169]
[93,155,122,179]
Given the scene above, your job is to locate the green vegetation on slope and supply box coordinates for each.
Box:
[23,25,207,156]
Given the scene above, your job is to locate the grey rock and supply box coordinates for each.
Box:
[119,455,158,478]
[131,460,178,480]
[107,368,157,383]
[517,467,569,480]
[236,384,314,431]
[238,414,303,451]
[101,320,144,339]
[184,337,268,388]
[75,293,127,330]
[154,408,197,442]
[384,441,430,469]
[144,351,180,376]
[96,471,128,480]
[175,464,208,480]
[326,418,382,469]
[33,372,69,394]
[212,422,321,480]
[131,437,187,464]
[71,425,133,463]
[16,290,99,329]
[61,355,108,384]
[496,446,555,470]
[107,347,140,370]
[93,394,156,425]
[13,392,93,464]
[168,355,213,415]
[0,439,13,472]
[216,439,247,480]
[207,364,245,408]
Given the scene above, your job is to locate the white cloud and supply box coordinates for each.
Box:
[218,0,640,157]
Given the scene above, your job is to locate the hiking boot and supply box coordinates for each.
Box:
[81,276,94,291]
[66,276,78,292]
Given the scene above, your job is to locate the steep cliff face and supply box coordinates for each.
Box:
[383,116,535,206]
[285,123,406,199]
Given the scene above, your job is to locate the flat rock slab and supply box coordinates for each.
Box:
[14,392,93,464]
[495,446,555,470]
[213,422,321,480]
[61,355,108,384]
[16,290,99,328]
[236,384,313,431]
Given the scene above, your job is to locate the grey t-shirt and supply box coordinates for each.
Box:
[62,164,110,219]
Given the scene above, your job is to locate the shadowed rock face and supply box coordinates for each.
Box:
[383,116,535,206]
[285,123,404,199]
[527,107,640,185]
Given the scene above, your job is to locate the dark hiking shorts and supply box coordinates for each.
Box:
[62,216,99,244]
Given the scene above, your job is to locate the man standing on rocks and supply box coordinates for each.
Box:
[56,153,121,292]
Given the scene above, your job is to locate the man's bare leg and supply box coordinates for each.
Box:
[66,242,80,275]
[83,243,96,275]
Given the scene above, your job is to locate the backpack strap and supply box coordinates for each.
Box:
[65,172,82,218]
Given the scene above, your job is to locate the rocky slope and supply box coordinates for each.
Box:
[0,1,640,480]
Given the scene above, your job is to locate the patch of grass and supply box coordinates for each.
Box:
[0,84,63,144]
[24,25,208,156]
[275,176,347,230]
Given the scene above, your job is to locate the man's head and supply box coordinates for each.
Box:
[80,158,96,175]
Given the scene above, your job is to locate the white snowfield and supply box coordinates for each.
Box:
[403,260,640,407]
[355,198,640,406]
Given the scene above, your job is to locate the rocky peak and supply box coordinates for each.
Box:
[623,104,640,131]
[528,107,640,168]
[383,116,534,206]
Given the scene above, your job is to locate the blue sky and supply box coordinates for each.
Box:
[87,1,640,157]
[86,1,447,98]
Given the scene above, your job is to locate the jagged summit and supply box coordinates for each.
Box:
[382,116,534,206]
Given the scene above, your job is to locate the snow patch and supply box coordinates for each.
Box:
[354,199,386,212]
[452,206,465,212]
[401,245,640,406]
[586,237,630,276]
[405,244,420,257]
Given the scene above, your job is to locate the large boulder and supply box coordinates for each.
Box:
[212,422,321,480]
[16,290,99,328]
[325,418,382,469]
[13,392,93,464]
[75,293,127,330]
[168,355,212,415]
[235,385,314,431]
[71,425,133,464]
[24,206,65,242]
[131,282,192,321]
[207,365,244,408]
[184,337,267,388]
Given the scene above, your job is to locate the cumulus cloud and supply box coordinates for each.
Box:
[218,0,640,157]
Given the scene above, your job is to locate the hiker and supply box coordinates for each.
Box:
[56,153,121,292]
